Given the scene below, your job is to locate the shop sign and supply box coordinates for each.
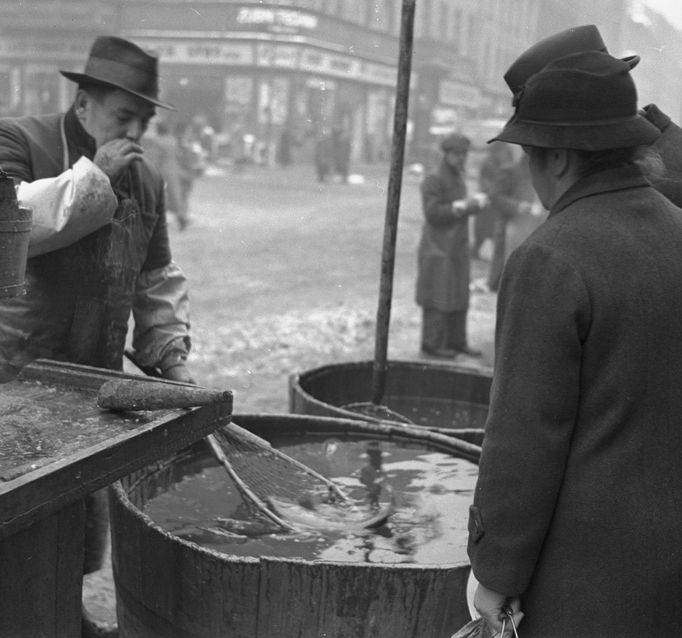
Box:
[358,61,396,87]
[256,44,300,68]
[136,40,254,65]
[236,7,318,33]
[300,49,361,80]
[0,38,88,61]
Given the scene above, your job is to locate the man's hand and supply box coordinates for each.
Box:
[93,138,144,183]
[473,583,523,637]
[162,364,196,384]
[159,350,196,384]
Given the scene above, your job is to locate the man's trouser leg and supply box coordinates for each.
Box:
[445,309,468,351]
[421,307,446,351]
[83,488,109,575]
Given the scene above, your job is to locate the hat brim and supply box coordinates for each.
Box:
[489,114,660,151]
[60,70,176,110]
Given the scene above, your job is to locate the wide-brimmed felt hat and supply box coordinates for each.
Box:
[60,36,175,110]
[441,133,470,153]
[491,51,660,151]
[504,25,640,98]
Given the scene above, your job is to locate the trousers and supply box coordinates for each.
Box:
[421,307,468,351]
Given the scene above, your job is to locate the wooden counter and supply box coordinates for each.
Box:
[0,359,233,637]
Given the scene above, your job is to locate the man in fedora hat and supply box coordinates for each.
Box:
[503,23,682,207]
[415,132,487,359]
[466,51,682,637]
[0,35,192,382]
[0,35,194,634]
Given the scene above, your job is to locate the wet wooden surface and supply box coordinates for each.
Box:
[0,359,233,638]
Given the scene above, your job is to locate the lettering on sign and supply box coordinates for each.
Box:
[237,7,318,30]
[137,40,254,65]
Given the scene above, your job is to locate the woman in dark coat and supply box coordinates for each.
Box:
[468,51,682,638]
[415,133,484,358]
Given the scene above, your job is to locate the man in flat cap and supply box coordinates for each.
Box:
[467,50,682,637]
[415,132,487,359]
[0,36,194,634]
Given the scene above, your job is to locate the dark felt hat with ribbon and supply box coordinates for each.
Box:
[490,51,660,151]
[504,25,640,98]
[60,36,175,110]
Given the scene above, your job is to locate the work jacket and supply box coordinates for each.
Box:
[0,107,190,380]
[468,163,682,637]
[415,160,470,312]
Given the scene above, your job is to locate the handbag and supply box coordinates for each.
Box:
[451,607,519,638]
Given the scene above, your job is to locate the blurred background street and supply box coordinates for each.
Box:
[86,156,501,629]
[152,158,499,414]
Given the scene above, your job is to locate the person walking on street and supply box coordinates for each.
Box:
[314,128,334,183]
[486,154,541,291]
[473,141,513,260]
[144,120,192,230]
[415,133,486,359]
[332,125,352,183]
[0,36,195,636]
[467,50,682,638]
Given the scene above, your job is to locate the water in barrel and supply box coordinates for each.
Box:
[143,436,478,565]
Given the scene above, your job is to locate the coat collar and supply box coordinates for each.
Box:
[63,105,97,161]
[550,163,650,217]
[437,158,464,180]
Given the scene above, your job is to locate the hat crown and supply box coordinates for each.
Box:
[88,36,157,73]
[61,36,174,110]
[504,25,606,93]
[490,50,660,150]
[516,51,637,126]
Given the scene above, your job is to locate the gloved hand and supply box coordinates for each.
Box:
[159,350,196,384]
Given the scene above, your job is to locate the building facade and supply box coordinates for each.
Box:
[1,0,681,164]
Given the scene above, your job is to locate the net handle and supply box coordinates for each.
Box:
[205,434,294,531]
[221,422,349,502]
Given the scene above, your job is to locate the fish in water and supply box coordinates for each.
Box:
[215,516,281,537]
[175,525,249,545]
[267,495,393,532]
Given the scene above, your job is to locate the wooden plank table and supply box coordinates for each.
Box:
[0,359,233,637]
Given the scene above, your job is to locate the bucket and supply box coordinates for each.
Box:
[0,168,32,298]
[110,413,475,638]
[0,206,31,298]
[289,360,492,446]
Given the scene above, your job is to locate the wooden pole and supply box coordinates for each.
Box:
[371,0,416,406]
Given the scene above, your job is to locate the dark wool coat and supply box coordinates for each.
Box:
[415,160,470,312]
[468,164,682,637]
[0,107,171,374]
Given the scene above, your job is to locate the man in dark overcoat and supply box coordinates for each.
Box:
[415,133,484,358]
[467,50,682,637]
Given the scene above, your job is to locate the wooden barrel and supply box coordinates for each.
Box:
[110,413,475,638]
[289,360,492,446]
